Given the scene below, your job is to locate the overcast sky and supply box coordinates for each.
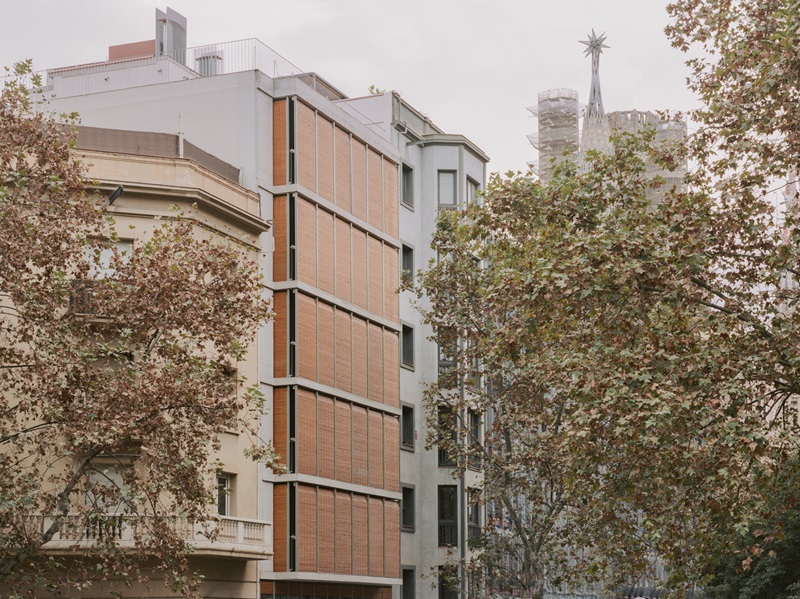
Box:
[0,0,698,176]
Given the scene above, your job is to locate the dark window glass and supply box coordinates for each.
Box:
[402,405,414,449]
[402,164,414,207]
[402,325,414,368]
[438,485,458,546]
[402,244,414,285]
[402,486,415,530]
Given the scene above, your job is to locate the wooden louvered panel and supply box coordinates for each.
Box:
[335,219,352,303]
[297,102,317,193]
[351,228,368,309]
[273,483,288,571]
[273,292,288,378]
[318,487,336,573]
[352,139,367,222]
[383,415,400,492]
[368,410,384,489]
[367,149,383,230]
[318,209,335,294]
[273,100,287,186]
[335,491,352,574]
[297,485,318,572]
[273,195,288,282]
[384,500,400,578]
[368,497,384,577]
[297,389,317,476]
[383,244,398,322]
[335,127,351,212]
[335,400,352,482]
[297,293,317,381]
[317,302,335,387]
[318,394,335,479]
[367,235,383,315]
[273,387,288,467]
[317,114,335,202]
[367,236,383,317]
[351,317,368,398]
[382,329,399,408]
[367,323,383,403]
[352,406,369,486]
[383,158,398,238]
[352,494,369,576]
[335,310,352,393]
[297,197,317,286]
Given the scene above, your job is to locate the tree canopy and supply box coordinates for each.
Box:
[413,2,800,597]
[0,63,277,597]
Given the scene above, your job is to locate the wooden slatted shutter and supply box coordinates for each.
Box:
[297,102,316,192]
[335,491,352,574]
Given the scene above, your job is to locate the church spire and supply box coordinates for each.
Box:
[579,30,612,156]
[580,29,609,123]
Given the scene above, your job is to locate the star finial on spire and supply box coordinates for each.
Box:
[579,29,610,58]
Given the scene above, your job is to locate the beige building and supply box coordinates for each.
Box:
[34,126,273,599]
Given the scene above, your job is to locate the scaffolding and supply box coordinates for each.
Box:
[528,88,579,181]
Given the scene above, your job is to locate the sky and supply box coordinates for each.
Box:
[0,0,698,176]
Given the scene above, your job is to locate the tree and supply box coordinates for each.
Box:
[0,63,278,597]
[702,505,800,599]
[412,6,800,589]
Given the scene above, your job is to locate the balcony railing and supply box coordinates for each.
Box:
[29,513,272,559]
[438,522,458,546]
[438,447,456,467]
[468,523,481,542]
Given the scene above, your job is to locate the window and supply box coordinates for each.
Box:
[401,404,415,450]
[401,244,414,285]
[402,324,414,368]
[86,463,130,515]
[402,486,415,531]
[217,474,232,516]
[467,409,481,471]
[438,170,457,206]
[468,500,481,541]
[402,164,414,208]
[438,340,457,380]
[74,240,134,314]
[438,406,457,467]
[403,568,416,599]
[90,239,133,279]
[438,485,458,546]
[438,566,459,599]
[467,177,479,205]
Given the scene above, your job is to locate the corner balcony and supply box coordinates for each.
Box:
[32,514,272,560]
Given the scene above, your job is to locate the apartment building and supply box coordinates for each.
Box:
[337,92,489,599]
[26,126,272,599]
[34,7,489,598]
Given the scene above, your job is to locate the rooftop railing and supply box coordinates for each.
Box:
[6,38,346,102]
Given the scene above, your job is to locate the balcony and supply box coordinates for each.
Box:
[30,514,272,560]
